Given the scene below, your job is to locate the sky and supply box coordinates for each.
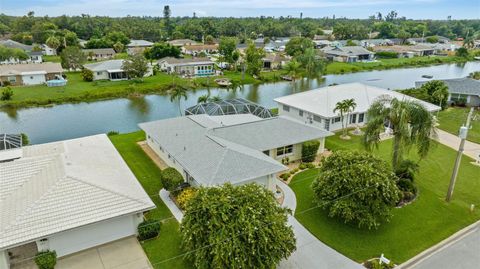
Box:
[1,0,479,19]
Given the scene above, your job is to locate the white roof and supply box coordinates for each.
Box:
[0,134,155,250]
[127,40,154,47]
[274,83,440,118]
[84,60,125,72]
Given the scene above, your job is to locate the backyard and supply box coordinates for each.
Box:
[290,133,480,264]
[437,107,480,144]
[109,131,192,269]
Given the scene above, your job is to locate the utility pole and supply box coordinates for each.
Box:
[446,107,474,202]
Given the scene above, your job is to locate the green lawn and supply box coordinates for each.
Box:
[290,133,480,264]
[437,107,480,144]
[326,56,468,74]
[109,131,192,269]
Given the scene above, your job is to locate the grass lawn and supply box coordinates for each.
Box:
[437,107,480,144]
[109,131,192,269]
[290,133,480,264]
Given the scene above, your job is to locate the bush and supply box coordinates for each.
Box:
[20,133,29,145]
[299,163,307,170]
[456,47,469,58]
[375,51,398,59]
[302,140,320,162]
[161,167,184,192]
[395,159,419,181]
[280,173,290,181]
[138,219,161,240]
[364,259,394,269]
[176,187,198,210]
[306,163,316,169]
[81,68,94,82]
[107,130,119,136]
[397,178,417,194]
[2,80,11,86]
[34,250,57,269]
[1,87,13,101]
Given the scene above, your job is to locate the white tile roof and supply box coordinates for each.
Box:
[0,134,155,250]
[0,63,63,76]
[274,82,441,118]
[127,40,154,47]
[83,59,125,72]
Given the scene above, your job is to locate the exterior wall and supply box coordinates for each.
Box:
[42,214,142,257]
[240,174,276,192]
[468,95,480,106]
[0,75,23,86]
[0,250,8,269]
[21,74,46,85]
[146,135,188,181]
[92,70,110,80]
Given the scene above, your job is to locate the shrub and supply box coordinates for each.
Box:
[292,168,299,173]
[107,130,119,136]
[397,178,417,194]
[299,163,307,170]
[81,68,94,81]
[1,87,13,101]
[2,80,11,86]
[161,167,184,192]
[306,162,316,169]
[395,159,419,181]
[280,173,290,181]
[364,259,394,269]
[312,151,401,229]
[302,140,320,162]
[375,51,398,59]
[138,219,161,240]
[176,187,198,210]
[20,133,29,145]
[456,47,469,58]
[34,250,57,269]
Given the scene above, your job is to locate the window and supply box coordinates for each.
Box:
[313,115,322,123]
[8,76,16,83]
[350,114,357,124]
[334,117,341,123]
[324,120,330,131]
[30,76,34,79]
[298,110,303,117]
[276,145,293,156]
[283,105,290,112]
[358,113,365,123]
[263,150,270,156]
[97,72,102,75]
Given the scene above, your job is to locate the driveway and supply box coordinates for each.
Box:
[435,129,480,160]
[56,237,152,269]
[405,223,480,269]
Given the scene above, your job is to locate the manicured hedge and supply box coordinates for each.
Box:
[161,167,184,192]
[34,250,57,269]
[138,219,161,240]
[375,51,399,59]
[301,140,320,162]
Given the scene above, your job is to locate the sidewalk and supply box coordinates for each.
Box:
[435,129,480,160]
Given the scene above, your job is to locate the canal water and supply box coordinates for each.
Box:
[1,62,479,144]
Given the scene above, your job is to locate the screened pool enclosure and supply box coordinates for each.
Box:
[185,98,274,118]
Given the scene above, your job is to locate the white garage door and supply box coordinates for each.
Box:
[48,215,137,257]
[22,74,46,85]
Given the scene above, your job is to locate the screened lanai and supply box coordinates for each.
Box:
[185,98,273,118]
[0,134,22,151]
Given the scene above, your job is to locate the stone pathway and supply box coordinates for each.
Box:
[137,141,169,169]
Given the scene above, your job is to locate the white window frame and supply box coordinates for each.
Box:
[276,145,294,157]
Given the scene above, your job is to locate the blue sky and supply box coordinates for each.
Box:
[1,0,479,19]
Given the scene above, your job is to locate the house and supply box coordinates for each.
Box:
[0,39,33,51]
[0,134,155,269]
[274,83,440,132]
[359,39,393,48]
[41,44,56,56]
[322,46,374,62]
[372,45,416,58]
[126,39,154,55]
[167,39,199,47]
[158,57,215,77]
[0,63,63,86]
[84,59,153,81]
[410,44,435,56]
[262,53,290,70]
[182,44,219,56]
[140,114,333,191]
[82,48,116,60]
[415,78,480,106]
[313,40,332,49]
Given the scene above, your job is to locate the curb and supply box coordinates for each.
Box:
[397,220,479,269]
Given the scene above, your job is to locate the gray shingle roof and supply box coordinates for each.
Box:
[415,78,480,95]
[0,135,155,249]
[127,40,154,47]
[158,57,213,66]
[82,48,116,55]
[0,63,63,76]
[0,39,33,51]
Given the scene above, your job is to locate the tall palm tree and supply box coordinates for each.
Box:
[333,100,351,138]
[363,97,436,170]
[343,98,357,132]
[197,94,209,104]
[169,86,188,116]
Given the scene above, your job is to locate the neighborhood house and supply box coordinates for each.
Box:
[322,46,374,62]
[274,83,440,132]
[126,39,154,55]
[82,48,116,60]
[139,114,333,191]
[0,62,63,86]
[0,40,43,64]
[182,44,218,56]
[158,57,215,77]
[84,59,153,81]
[0,134,155,269]
[416,78,480,106]
[262,53,290,70]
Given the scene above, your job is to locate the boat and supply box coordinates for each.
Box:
[474,56,480,61]
[281,75,293,81]
[214,78,232,87]
[422,75,433,79]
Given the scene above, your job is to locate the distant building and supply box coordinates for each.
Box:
[126,39,154,55]
[158,57,215,77]
[262,53,290,70]
[0,39,43,64]
[182,44,219,56]
[322,46,374,62]
[82,48,116,60]
[416,78,480,107]
[167,39,199,47]
[84,59,153,81]
[41,44,56,56]
[0,63,63,86]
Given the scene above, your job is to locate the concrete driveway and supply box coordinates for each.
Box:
[56,237,152,269]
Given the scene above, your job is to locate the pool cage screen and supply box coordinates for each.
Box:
[185,98,273,118]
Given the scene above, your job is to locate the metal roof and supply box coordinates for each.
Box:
[415,78,480,96]
[0,134,22,151]
[185,98,274,119]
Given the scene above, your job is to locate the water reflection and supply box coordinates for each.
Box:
[128,96,151,116]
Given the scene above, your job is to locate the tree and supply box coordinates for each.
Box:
[163,5,173,36]
[426,36,439,43]
[284,60,301,81]
[363,97,436,170]
[333,99,355,138]
[144,42,180,59]
[312,150,401,229]
[181,183,296,269]
[81,68,94,82]
[218,37,238,65]
[106,31,129,45]
[46,36,61,53]
[345,40,356,46]
[197,94,209,104]
[244,41,265,76]
[296,47,325,77]
[419,80,449,109]
[169,85,188,115]
[205,35,215,44]
[456,47,469,58]
[285,37,314,56]
[1,87,13,101]
[122,54,149,80]
[60,46,86,70]
[113,41,124,53]
[397,30,411,44]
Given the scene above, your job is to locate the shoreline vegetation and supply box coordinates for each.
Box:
[0,56,473,109]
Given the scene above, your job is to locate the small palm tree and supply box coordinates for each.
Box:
[285,60,301,82]
[197,94,209,104]
[209,95,222,102]
[343,98,357,129]
[169,86,188,116]
[333,99,355,139]
[363,97,436,170]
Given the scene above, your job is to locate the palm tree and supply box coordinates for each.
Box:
[285,60,301,82]
[169,86,188,116]
[333,99,353,139]
[363,97,436,170]
[197,94,209,104]
[46,35,61,54]
[209,95,222,102]
[343,98,357,132]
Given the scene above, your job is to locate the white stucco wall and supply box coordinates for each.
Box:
[21,74,46,85]
[241,174,276,192]
[0,250,8,269]
[92,71,110,81]
[146,135,188,181]
[43,214,142,257]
